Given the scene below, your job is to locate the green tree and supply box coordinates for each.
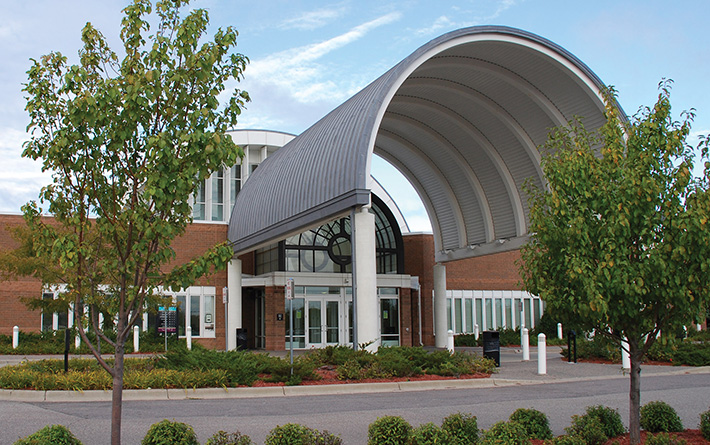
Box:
[16,1,249,443]
[520,81,710,445]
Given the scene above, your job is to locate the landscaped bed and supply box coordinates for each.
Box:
[0,344,496,390]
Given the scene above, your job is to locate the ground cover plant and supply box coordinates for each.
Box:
[0,345,495,391]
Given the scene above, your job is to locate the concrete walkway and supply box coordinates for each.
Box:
[1,347,707,402]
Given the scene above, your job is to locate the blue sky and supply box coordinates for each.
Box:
[1,0,708,231]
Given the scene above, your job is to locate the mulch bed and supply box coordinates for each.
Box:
[530,430,708,444]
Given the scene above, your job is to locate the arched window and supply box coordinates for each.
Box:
[256,195,403,275]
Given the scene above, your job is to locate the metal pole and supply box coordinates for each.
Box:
[289,298,294,374]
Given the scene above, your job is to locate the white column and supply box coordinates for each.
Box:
[433,263,448,348]
[353,205,379,351]
[537,333,547,375]
[227,259,243,351]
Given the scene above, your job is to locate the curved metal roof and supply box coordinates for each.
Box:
[229,26,615,261]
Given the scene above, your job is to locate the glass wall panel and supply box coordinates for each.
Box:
[190,295,200,335]
[454,298,463,333]
[380,298,399,346]
[505,299,513,329]
[495,299,503,329]
[485,299,493,331]
[285,298,305,349]
[176,295,186,336]
[465,299,473,333]
[475,299,483,331]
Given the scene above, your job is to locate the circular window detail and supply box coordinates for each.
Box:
[327,232,352,266]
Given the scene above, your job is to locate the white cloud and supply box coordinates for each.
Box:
[0,127,50,212]
[279,5,348,31]
[414,15,454,37]
[245,12,402,105]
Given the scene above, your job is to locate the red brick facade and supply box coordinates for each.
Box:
[1,214,538,349]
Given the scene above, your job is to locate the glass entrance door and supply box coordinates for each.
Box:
[306,298,340,348]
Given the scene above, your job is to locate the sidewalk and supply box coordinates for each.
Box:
[1,347,707,402]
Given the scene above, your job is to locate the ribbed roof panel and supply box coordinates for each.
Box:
[229,26,616,258]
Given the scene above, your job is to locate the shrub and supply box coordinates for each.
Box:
[205,430,254,445]
[565,415,607,445]
[310,429,343,445]
[441,412,478,445]
[479,421,529,445]
[409,423,448,445]
[264,424,315,445]
[672,342,710,366]
[14,424,82,445]
[640,401,683,433]
[368,416,412,445]
[645,432,688,445]
[583,405,625,438]
[549,435,585,445]
[509,408,552,440]
[141,420,198,445]
[561,336,621,362]
[699,409,710,441]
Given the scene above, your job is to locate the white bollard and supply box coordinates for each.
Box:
[75,334,81,350]
[621,338,631,370]
[557,323,563,339]
[522,328,530,361]
[133,325,140,353]
[698,324,702,332]
[12,326,19,349]
[537,333,547,375]
[186,326,192,350]
[446,329,455,353]
[474,324,479,341]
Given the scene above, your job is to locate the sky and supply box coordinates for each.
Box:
[1,0,709,232]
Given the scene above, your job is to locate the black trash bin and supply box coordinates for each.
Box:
[482,330,500,367]
[236,328,248,350]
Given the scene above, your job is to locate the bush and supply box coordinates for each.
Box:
[205,430,254,445]
[368,416,412,445]
[264,424,315,445]
[640,401,683,433]
[441,412,478,445]
[409,423,448,445]
[310,429,343,445]
[565,406,625,445]
[645,432,688,445]
[565,415,607,445]
[699,409,710,440]
[509,408,552,440]
[141,420,198,445]
[561,335,621,362]
[672,342,710,366]
[549,435,585,445]
[479,421,529,445]
[14,424,82,445]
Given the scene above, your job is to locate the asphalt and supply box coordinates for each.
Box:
[1,346,708,402]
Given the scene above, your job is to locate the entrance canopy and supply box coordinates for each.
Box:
[229,26,612,262]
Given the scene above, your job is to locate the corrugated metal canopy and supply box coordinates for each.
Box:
[229,26,615,261]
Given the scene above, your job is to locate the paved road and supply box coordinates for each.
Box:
[1,348,709,444]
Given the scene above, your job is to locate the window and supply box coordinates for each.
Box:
[40,290,69,331]
[193,180,206,220]
[211,170,224,221]
[445,290,541,333]
[230,164,241,214]
[159,287,216,338]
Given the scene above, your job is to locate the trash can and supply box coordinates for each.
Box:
[482,330,500,367]
[236,328,248,350]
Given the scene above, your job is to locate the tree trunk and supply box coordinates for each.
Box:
[111,342,125,445]
[629,347,642,444]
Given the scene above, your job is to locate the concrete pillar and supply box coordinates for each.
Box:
[227,259,243,351]
[12,326,19,349]
[433,263,448,348]
[353,205,378,351]
[538,333,547,375]
[447,330,455,352]
[522,328,530,361]
[133,326,140,352]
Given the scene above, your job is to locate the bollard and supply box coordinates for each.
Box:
[537,333,547,375]
[12,326,19,349]
[557,323,563,340]
[567,330,577,363]
[75,334,81,350]
[133,325,140,353]
[446,329,454,353]
[474,324,479,341]
[621,338,630,370]
[698,324,702,332]
[522,328,530,361]
[186,326,192,350]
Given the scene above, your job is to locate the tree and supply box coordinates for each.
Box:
[16,1,249,443]
[520,81,710,445]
